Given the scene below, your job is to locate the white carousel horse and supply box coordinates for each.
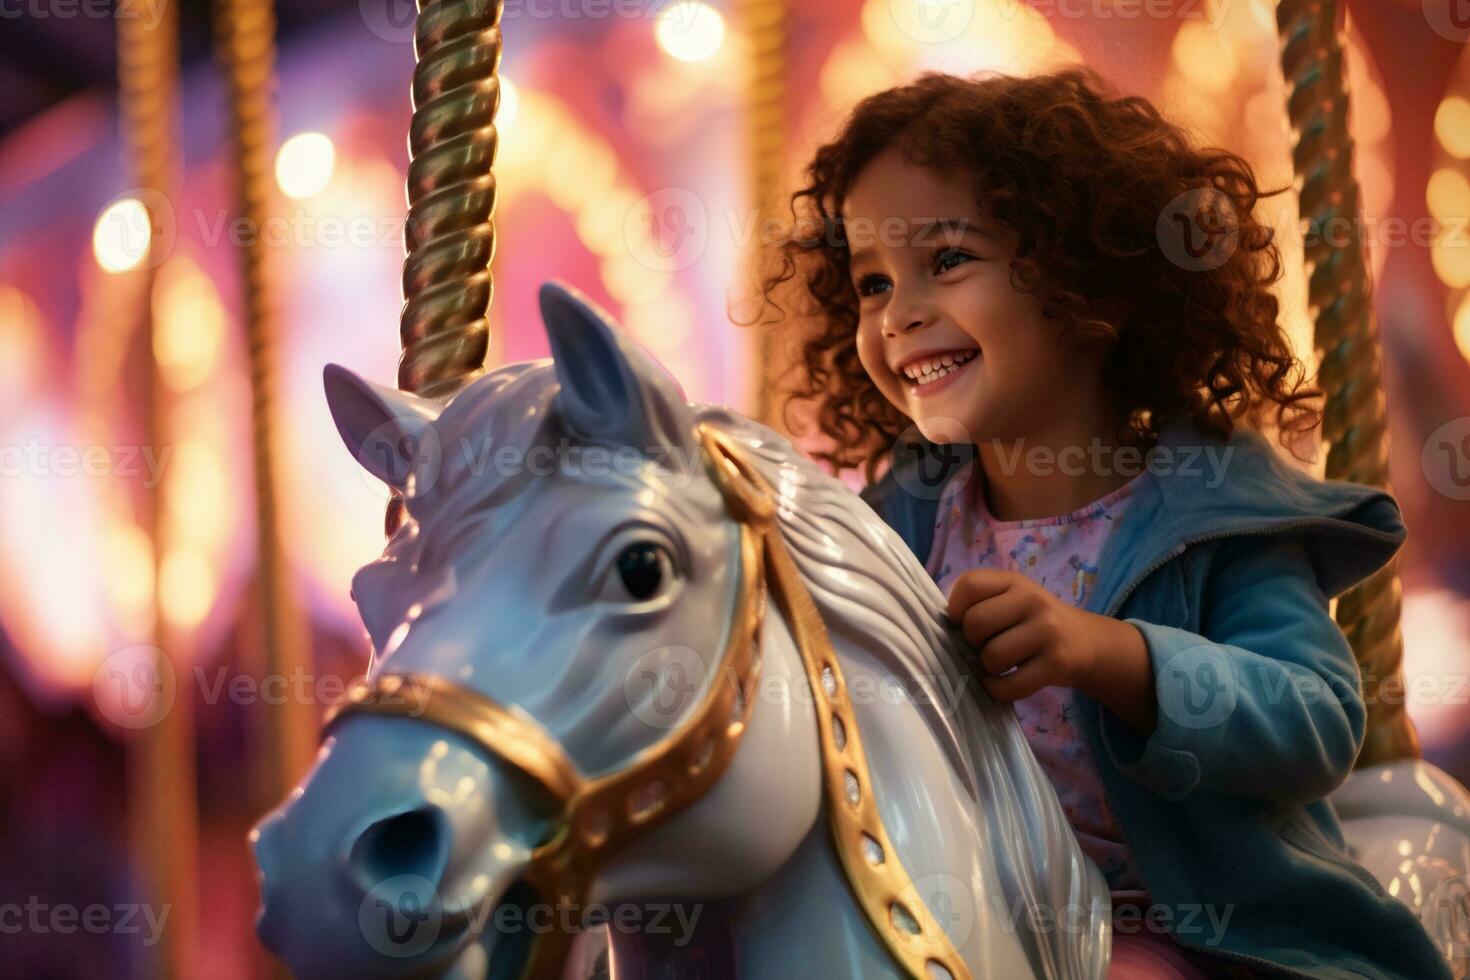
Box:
[246,276,1464,980]
[1333,760,1470,975]
[250,282,1112,979]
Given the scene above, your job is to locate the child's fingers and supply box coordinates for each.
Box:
[972,615,1045,676]
[979,648,1050,702]
[946,568,1017,622]
[959,588,1031,654]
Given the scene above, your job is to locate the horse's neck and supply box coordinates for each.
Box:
[731,818,900,978]
[603,821,897,979]
[604,633,1016,980]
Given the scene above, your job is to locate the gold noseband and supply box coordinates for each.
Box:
[323,423,972,980]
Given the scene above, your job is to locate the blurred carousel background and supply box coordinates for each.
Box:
[2,0,1470,976]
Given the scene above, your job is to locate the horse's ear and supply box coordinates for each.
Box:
[539,280,697,462]
[323,363,443,492]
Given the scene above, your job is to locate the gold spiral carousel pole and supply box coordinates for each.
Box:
[738,0,787,427]
[215,0,317,834]
[386,0,504,534]
[117,0,199,975]
[1277,0,1420,766]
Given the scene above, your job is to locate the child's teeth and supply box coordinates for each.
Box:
[905,349,976,384]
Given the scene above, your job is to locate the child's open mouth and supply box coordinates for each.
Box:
[901,348,980,397]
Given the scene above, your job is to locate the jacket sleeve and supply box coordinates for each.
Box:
[1095,535,1367,805]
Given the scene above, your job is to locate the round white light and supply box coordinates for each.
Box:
[656,2,725,63]
[275,132,336,200]
[92,197,152,273]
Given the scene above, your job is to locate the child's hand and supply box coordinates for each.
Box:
[945,569,1103,701]
[947,569,1158,733]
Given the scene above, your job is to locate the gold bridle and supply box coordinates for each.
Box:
[323,423,972,980]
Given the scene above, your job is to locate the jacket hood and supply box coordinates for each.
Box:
[1140,418,1406,601]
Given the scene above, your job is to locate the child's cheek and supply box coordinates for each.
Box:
[855,325,905,409]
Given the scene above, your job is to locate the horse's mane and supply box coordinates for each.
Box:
[697,404,1107,980]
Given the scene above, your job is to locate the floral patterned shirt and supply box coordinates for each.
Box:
[926,460,1151,896]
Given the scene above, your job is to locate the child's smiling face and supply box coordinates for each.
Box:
[845,146,1106,446]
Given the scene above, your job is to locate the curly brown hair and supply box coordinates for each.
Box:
[753,67,1323,484]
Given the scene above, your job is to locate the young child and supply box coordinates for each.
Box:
[758,69,1449,980]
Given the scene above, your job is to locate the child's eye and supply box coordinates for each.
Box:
[934,247,973,273]
[854,273,891,298]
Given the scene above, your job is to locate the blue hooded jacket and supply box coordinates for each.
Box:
[859,419,1452,980]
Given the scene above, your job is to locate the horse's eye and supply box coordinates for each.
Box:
[616,543,665,601]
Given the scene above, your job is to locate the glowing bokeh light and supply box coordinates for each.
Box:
[92,197,152,273]
[160,549,216,629]
[1435,96,1470,159]
[153,257,226,392]
[576,187,642,256]
[1171,23,1238,94]
[0,285,43,401]
[0,410,108,688]
[600,250,671,307]
[164,439,230,551]
[499,76,519,132]
[859,0,1064,76]
[1454,293,1470,366]
[1432,242,1470,290]
[1429,169,1470,288]
[102,520,156,639]
[1401,589,1470,748]
[656,1,725,63]
[1427,167,1470,221]
[275,132,336,199]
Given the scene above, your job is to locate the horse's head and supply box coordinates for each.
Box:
[251,283,823,977]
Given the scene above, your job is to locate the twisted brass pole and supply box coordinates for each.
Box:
[387,0,504,534]
[215,0,317,831]
[739,0,787,427]
[117,0,199,975]
[1277,0,1419,766]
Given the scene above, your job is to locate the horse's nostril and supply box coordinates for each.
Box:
[349,806,449,891]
